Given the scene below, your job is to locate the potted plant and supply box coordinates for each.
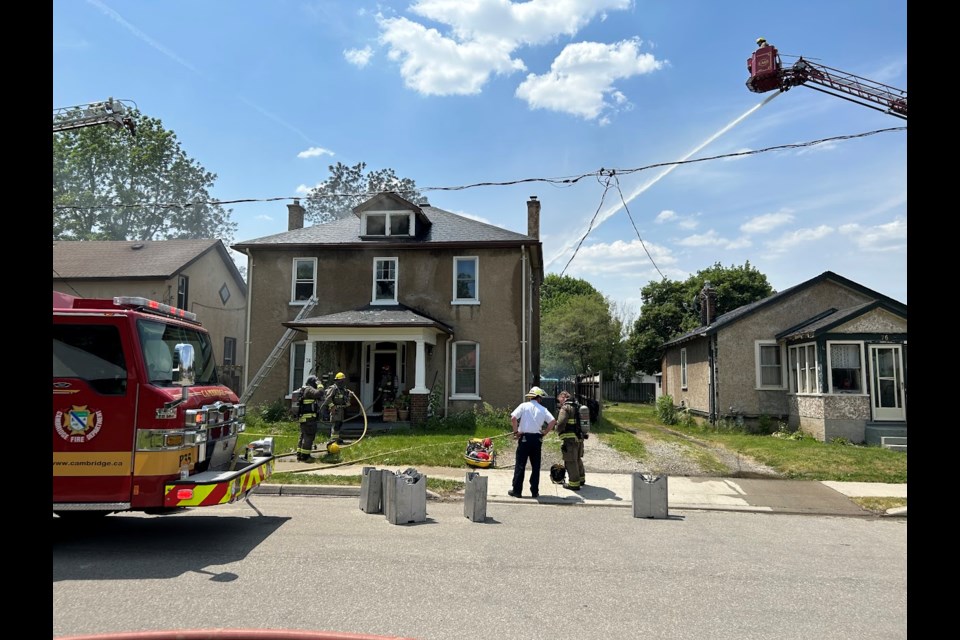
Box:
[381,396,398,422]
[396,393,410,421]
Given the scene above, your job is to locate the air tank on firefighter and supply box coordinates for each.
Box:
[578,402,591,434]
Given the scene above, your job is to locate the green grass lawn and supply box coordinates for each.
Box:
[599,402,907,484]
[239,401,906,486]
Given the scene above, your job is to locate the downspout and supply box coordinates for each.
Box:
[444,334,453,418]
[708,335,716,424]
[521,246,528,395]
[242,248,254,394]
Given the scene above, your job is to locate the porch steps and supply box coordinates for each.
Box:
[865,422,906,446]
[881,436,907,453]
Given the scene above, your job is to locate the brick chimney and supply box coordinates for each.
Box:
[699,281,717,326]
[288,198,305,231]
[527,196,540,239]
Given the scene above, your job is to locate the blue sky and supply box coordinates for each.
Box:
[53,0,907,317]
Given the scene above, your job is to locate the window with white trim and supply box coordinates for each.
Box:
[362,211,412,237]
[788,343,818,393]
[372,257,398,304]
[177,275,189,309]
[289,342,306,395]
[680,348,687,390]
[453,256,479,304]
[828,341,863,393]
[291,258,317,303]
[451,341,479,398]
[755,340,784,388]
[223,337,237,366]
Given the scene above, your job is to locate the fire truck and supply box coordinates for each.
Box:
[746,40,907,119]
[53,292,274,518]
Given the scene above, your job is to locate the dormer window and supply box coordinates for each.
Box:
[362,211,412,237]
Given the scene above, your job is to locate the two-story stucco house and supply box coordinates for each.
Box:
[660,271,907,444]
[52,239,248,393]
[232,192,546,423]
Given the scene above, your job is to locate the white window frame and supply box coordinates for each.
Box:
[451,341,480,399]
[223,337,237,366]
[827,340,865,394]
[372,257,398,305]
[452,256,479,304]
[289,341,306,396]
[361,211,413,237]
[788,343,818,394]
[291,257,317,305]
[680,348,687,390]
[755,340,785,389]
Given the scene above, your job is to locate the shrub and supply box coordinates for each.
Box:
[656,395,678,425]
[260,397,293,423]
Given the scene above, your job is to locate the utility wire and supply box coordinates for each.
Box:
[614,174,667,281]
[52,127,904,211]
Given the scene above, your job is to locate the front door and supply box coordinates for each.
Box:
[869,345,905,421]
[363,342,398,415]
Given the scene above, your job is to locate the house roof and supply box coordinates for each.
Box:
[662,271,907,348]
[283,303,454,334]
[232,202,540,252]
[776,300,907,341]
[52,239,247,294]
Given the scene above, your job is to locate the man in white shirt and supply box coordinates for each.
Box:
[508,386,557,498]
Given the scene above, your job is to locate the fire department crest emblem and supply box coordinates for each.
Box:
[55,405,104,443]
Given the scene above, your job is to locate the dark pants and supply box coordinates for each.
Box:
[297,421,318,458]
[512,433,543,495]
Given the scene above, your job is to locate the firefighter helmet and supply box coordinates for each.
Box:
[550,463,566,484]
[305,375,319,389]
[756,37,767,45]
[335,372,346,380]
[327,441,340,455]
[525,386,546,398]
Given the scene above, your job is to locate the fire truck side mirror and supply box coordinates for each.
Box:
[174,343,196,387]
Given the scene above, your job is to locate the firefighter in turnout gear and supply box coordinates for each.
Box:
[324,372,350,442]
[555,391,585,490]
[296,376,324,461]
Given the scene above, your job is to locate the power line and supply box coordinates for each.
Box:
[52,127,903,211]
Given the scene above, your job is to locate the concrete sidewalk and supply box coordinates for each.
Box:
[261,457,907,518]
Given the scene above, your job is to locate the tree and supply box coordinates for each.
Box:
[303,161,422,224]
[53,109,236,243]
[540,274,633,381]
[627,262,775,375]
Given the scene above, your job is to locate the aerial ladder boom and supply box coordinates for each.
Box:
[746,44,906,119]
[53,97,137,135]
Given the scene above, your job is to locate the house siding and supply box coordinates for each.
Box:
[52,246,245,373]
[244,245,531,412]
[713,280,876,419]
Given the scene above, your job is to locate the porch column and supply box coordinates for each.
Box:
[304,339,316,379]
[411,340,429,393]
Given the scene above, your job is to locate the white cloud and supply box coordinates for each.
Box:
[297,147,335,159]
[838,217,906,252]
[295,183,319,195]
[655,209,698,229]
[655,210,676,223]
[515,38,665,120]
[557,238,677,277]
[764,225,834,253]
[344,46,373,68]
[740,210,794,234]
[376,0,636,97]
[255,214,273,221]
[678,230,726,247]
[407,0,631,47]
[378,16,523,95]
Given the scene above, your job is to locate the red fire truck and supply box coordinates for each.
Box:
[53,292,274,518]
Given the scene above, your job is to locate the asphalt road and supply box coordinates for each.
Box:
[53,495,907,640]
